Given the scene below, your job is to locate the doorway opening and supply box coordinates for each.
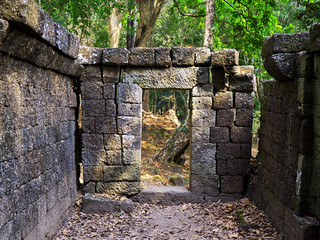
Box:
[141,89,191,189]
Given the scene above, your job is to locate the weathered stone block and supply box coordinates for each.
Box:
[96,181,141,196]
[155,47,171,67]
[0,19,9,44]
[82,149,105,166]
[190,175,219,197]
[118,103,142,117]
[195,47,211,65]
[118,83,142,104]
[220,176,243,193]
[129,48,155,66]
[210,127,229,143]
[102,48,129,65]
[82,134,103,150]
[80,66,101,81]
[103,83,115,100]
[118,116,141,135]
[229,65,254,75]
[297,78,313,104]
[105,150,122,165]
[296,51,315,78]
[231,126,252,143]
[122,149,141,165]
[191,143,216,163]
[213,91,233,109]
[82,100,105,117]
[217,159,227,175]
[235,92,255,109]
[104,134,121,150]
[172,47,195,66]
[192,96,212,109]
[236,108,253,127]
[106,100,116,116]
[216,109,235,127]
[264,53,297,81]
[122,135,141,150]
[192,127,210,143]
[83,166,103,182]
[192,84,213,97]
[240,143,252,159]
[211,49,239,66]
[228,73,256,92]
[192,109,215,127]
[262,33,310,58]
[103,165,140,181]
[103,66,120,83]
[77,46,102,65]
[95,117,117,133]
[39,10,56,46]
[81,81,102,100]
[83,182,96,193]
[82,117,95,133]
[310,22,320,52]
[227,159,250,175]
[192,158,216,176]
[217,143,241,160]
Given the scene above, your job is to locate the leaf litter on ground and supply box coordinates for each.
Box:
[55,193,285,240]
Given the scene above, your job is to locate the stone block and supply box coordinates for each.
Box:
[192,127,210,143]
[95,117,117,133]
[118,83,142,104]
[216,109,235,127]
[213,91,233,109]
[82,133,103,150]
[77,46,102,65]
[310,22,320,51]
[231,126,252,143]
[229,65,254,75]
[103,83,115,100]
[228,73,256,92]
[217,143,241,160]
[192,109,215,127]
[82,117,95,133]
[192,84,213,97]
[192,158,216,176]
[122,149,141,165]
[192,96,212,109]
[297,78,313,104]
[217,159,227,175]
[191,143,216,162]
[83,165,103,182]
[296,51,315,78]
[195,47,211,65]
[39,10,56,46]
[240,143,252,159]
[155,47,171,67]
[118,103,142,117]
[102,48,129,65]
[227,159,250,175]
[235,92,255,109]
[80,66,101,81]
[103,164,140,182]
[209,127,229,143]
[0,18,9,44]
[82,149,105,166]
[104,134,121,150]
[172,47,195,66]
[264,53,297,81]
[122,135,141,150]
[211,67,225,83]
[220,176,243,193]
[96,181,141,196]
[83,182,96,193]
[211,49,239,66]
[82,100,105,117]
[262,33,310,58]
[118,116,141,135]
[102,66,120,83]
[105,150,122,165]
[81,81,102,100]
[105,100,116,116]
[236,108,253,127]
[190,175,220,197]
[129,48,155,66]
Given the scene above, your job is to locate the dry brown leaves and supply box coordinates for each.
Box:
[56,197,284,240]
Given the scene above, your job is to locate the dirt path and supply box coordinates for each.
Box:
[55,195,284,240]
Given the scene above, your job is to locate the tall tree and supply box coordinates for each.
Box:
[108,5,124,48]
[203,0,215,48]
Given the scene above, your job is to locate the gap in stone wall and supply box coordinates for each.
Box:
[141,89,191,189]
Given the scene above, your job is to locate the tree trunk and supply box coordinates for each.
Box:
[142,89,150,112]
[135,0,168,47]
[152,112,189,165]
[127,0,137,50]
[108,6,124,48]
[203,0,215,49]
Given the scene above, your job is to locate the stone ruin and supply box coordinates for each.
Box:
[0,0,320,239]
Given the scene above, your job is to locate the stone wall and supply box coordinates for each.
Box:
[252,22,320,239]
[79,47,255,201]
[0,1,80,239]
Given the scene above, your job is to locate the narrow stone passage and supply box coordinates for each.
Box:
[55,194,283,240]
